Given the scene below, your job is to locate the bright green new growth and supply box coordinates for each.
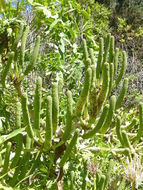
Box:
[113,48,119,78]
[44,96,53,150]
[33,77,42,130]
[97,63,109,115]
[101,95,116,134]
[115,51,127,86]
[136,103,143,141]
[116,78,128,110]
[2,142,12,176]
[83,104,109,139]
[60,129,79,167]
[24,35,40,76]
[1,52,14,88]
[21,93,34,139]
[116,116,124,146]
[83,39,89,61]
[62,90,73,142]
[52,82,59,135]
[19,25,29,66]
[75,67,92,117]
[109,36,115,64]
[102,33,111,67]
[89,48,95,65]
[96,37,103,79]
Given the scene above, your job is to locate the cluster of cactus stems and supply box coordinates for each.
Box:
[0,27,143,189]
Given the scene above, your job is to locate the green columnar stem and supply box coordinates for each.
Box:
[115,51,127,86]
[52,82,59,135]
[60,130,79,167]
[62,91,73,141]
[83,104,109,139]
[24,35,40,75]
[2,142,12,176]
[21,93,34,139]
[1,52,14,88]
[136,103,143,141]
[97,63,109,115]
[83,39,89,61]
[109,36,115,64]
[116,116,124,146]
[33,77,42,130]
[19,25,29,66]
[89,48,95,65]
[101,96,116,134]
[75,68,92,117]
[113,48,119,78]
[44,96,53,150]
[116,78,128,110]
[102,33,111,67]
[108,63,114,96]
[96,37,103,79]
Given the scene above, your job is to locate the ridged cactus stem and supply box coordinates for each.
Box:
[60,129,79,167]
[44,96,53,151]
[81,160,88,190]
[1,52,14,88]
[83,104,109,139]
[2,142,12,176]
[101,96,116,134]
[62,91,73,142]
[85,58,91,70]
[109,36,115,64]
[19,25,29,66]
[136,103,143,141]
[115,51,127,87]
[21,93,34,139]
[116,116,124,146]
[33,77,42,130]
[52,82,59,135]
[113,48,119,78]
[96,37,103,79]
[97,63,109,115]
[89,48,95,65]
[105,160,114,188]
[116,78,128,110]
[15,102,21,129]
[75,67,92,117]
[24,35,40,76]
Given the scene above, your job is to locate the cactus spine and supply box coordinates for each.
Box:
[75,67,92,117]
[52,82,59,135]
[24,35,40,76]
[44,96,53,150]
[62,90,73,141]
[1,52,14,88]
[116,78,128,110]
[33,77,42,130]
[60,130,79,167]
[21,93,34,139]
